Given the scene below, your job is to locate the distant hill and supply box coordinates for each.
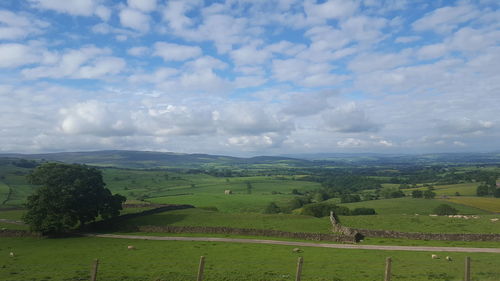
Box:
[1,150,500,169]
[0,150,310,169]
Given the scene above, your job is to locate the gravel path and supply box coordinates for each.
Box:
[86,233,500,253]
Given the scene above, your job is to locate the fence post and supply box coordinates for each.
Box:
[384,257,392,281]
[197,256,206,281]
[90,259,99,281]
[464,257,471,281]
[295,257,303,281]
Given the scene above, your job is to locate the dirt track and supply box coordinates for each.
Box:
[87,233,500,253]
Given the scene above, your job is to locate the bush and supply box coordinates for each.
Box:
[351,208,376,215]
[301,203,350,218]
[411,190,423,198]
[433,204,458,216]
[340,194,361,203]
[263,202,281,214]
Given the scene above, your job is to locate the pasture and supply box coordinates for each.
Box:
[1,237,500,281]
[337,198,489,215]
[444,197,500,213]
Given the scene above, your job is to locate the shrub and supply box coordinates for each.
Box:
[351,208,376,215]
[301,203,350,218]
[411,190,423,198]
[433,204,458,216]
[263,202,281,214]
[340,194,361,203]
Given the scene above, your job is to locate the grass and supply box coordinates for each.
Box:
[404,183,479,196]
[1,236,500,280]
[121,208,333,233]
[339,214,500,234]
[337,198,489,215]
[444,197,500,213]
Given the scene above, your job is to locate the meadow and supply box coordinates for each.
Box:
[444,197,500,213]
[1,237,500,281]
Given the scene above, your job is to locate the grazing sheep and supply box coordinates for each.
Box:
[445,256,452,261]
[127,245,136,250]
[429,214,438,217]
[224,190,232,195]
[9,252,14,257]
[490,218,499,222]
[431,254,438,259]
[292,248,302,253]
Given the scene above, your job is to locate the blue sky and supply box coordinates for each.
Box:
[0,0,499,156]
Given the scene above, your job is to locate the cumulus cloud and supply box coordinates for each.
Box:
[29,0,110,20]
[127,0,157,13]
[22,46,126,79]
[0,43,40,68]
[437,118,494,135]
[322,103,381,133]
[0,10,49,40]
[153,42,202,62]
[412,3,479,34]
[60,100,135,137]
[119,8,150,32]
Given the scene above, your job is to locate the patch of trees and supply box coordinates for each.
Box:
[23,163,126,234]
[12,159,38,168]
[433,204,458,216]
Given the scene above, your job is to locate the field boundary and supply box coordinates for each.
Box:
[330,212,500,242]
[137,225,357,243]
[85,233,500,253]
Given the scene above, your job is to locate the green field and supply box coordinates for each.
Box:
[444,197,500,213]
[121,208,332,233]
[1,237,499,281]
[340,214,500,234]
[337,198,489,215]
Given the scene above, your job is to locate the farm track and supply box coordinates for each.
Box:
[86,233,500,253]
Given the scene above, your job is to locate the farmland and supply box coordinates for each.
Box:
[1,152,500,280]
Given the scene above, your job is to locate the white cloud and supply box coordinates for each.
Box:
[119,8,150,33]
[412,4,479,34]
[22,46,126,79]
[322,103,380,133]
[127,46,150,56]
[304,0,359,22]
[153,42,202,62]
[437,118,494,135]
[0,10,49,40]
[128,0,157,13]
[394,36,421,43]
[29,0,107,19]
[60,100,135,136]
[0,43,40,68]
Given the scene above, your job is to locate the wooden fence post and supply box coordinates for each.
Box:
[90,259,99,281]
[197,256,206,281]
[384,257,392,281]
[295,257,303,281]
[464,257,471,281]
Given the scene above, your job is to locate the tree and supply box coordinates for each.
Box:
[423,189,436,199]
[476,184,489,196]
[411,190,423,198]
[263,202,281,214]
[434,204,458,216]
[23,163,126,234]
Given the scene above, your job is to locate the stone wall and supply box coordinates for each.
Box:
[329,211,500,242]
[138,225,357,243]
[0,229,41,237]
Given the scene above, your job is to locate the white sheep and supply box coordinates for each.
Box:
[445,256,452,261]
[490,218,499,222]
[9,252,14,257]
[127,245,136,250]
[431,254,438,259]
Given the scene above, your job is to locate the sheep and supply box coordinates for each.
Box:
[490,218,499,222]
[292,248,302,253]
[445,256,452,261]
[431,254,438,259]
[127,245,136,250]
[9,252,14,257]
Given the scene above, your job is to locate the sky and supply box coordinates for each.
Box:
[0,0,499,156]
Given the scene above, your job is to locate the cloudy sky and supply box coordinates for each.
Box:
[0,0,499,156]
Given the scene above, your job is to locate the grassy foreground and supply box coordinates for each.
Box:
[1,237,500,281]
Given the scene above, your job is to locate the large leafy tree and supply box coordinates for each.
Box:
[23,163,126,234]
